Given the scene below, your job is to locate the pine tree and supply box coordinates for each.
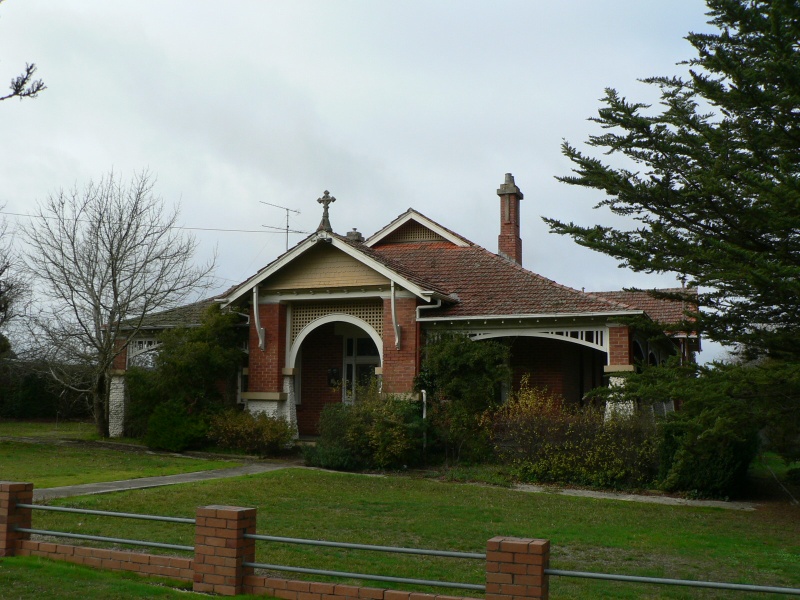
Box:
[546,0,800,360]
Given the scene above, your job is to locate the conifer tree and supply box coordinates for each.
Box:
[547,0,800,360]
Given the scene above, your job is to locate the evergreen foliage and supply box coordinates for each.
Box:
[416,334,510,463]
[547,0,800,476]
[127,303,246,445]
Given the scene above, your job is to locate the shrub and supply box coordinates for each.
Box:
[144,401,208,452]
[492,379,659,489]
[416,334,510,464]
[208,409,294,456]
[305,380,423,470]
[658,410,759,498]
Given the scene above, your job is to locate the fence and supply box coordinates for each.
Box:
[2,482,799,598]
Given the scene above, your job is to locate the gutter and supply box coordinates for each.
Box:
[252,285,266,351]
[390,280,401,349]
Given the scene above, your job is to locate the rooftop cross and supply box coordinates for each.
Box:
[316,190,336,233]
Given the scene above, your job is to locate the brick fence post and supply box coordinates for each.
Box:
[0,482,33,557]
[486,536,550,600]
[193,505,257,596]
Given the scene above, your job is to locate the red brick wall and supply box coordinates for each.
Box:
[297,323,343,435]
[381,297,419,394]
[607,325,632,366]
[16,540,194,581]
[509,338,605,403]
[248,303,287,393]
[112,338,128,370]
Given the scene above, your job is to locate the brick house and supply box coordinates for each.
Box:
[111,174,698,437]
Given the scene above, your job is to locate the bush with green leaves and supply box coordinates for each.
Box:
[304,380,423,471]
[492,378,659,489]
[415,334,510,464]
[208,409,294,456]
[593,357,764,497]
[124,303,246,440]
[144,400,208,452]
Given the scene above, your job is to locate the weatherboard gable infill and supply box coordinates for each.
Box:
[219,231,441,306]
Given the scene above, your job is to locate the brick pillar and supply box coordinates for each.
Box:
[193,505,257,596]
[0,482,33,557]
[486,536,550,600]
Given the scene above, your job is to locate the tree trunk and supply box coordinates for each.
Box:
[93,374,109,438]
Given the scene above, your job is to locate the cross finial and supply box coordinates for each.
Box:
[316,190,336,232]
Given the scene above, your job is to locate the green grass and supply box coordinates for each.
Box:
[0,555,267,599]
[28,468,800,599]
[0,420,97,440]
[0,441,240,488]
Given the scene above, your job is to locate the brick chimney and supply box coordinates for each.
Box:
[497,173,524,265]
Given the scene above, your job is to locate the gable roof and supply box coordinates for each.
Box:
[368,211,640,319]
[217,229,452,306]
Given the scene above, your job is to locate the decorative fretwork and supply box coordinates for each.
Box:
[469,327,607,353]
[126,338,160,369]
[541,328,605,352]
[290,300,383,343]
[383,221,445,244]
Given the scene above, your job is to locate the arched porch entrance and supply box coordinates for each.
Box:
[288,315,383,436]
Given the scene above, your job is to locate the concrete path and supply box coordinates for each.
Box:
[33,462,293,501]
[513,484,757,511]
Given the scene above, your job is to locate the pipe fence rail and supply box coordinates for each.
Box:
[2,482,799,598]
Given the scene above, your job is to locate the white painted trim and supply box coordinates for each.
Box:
[287,313,384,369]
[364,210,469,248]
[261,289,416,302]
[470,329,608,353]
[220,231,438,306]
[417,310,643,322]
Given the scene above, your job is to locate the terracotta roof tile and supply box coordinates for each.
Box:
[372,240,637,318]
[592,288,698,325]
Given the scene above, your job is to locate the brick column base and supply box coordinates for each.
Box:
[486,536,550,600]
[0,482,33,557]
[193,505,257,595]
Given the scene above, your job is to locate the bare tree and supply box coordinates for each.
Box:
[0,0,46,102]
[22,171,214,436]
[0,206,27,335]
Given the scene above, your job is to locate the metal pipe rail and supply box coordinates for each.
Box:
[545,569,800,596]
[243,561,486,592]
[244,533,486,592]
[244,533,486,559]
[14,527,193,552]
[16,503,195,524]
[13,503,195,553]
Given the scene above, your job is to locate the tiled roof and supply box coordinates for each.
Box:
[592,288,698,326]
[371,239,637,318]
[126,298,217,330]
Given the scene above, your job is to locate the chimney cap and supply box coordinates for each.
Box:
[497,173,523,199]
[346,228,364,243]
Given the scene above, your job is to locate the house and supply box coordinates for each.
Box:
[109,174,699,438]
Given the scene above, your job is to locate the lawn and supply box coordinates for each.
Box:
[24,468,800,599]
[0,420,97,440]
[0,555,264,599]
[0,441,240,488]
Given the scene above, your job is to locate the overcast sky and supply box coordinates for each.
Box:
[0,1,725,359]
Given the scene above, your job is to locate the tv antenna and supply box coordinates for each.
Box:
[260,201,303,251]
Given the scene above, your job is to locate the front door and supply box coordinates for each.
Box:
[343,335,380,403]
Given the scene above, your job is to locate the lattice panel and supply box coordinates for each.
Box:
[384,221,445,243]
[290,300,383,343]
